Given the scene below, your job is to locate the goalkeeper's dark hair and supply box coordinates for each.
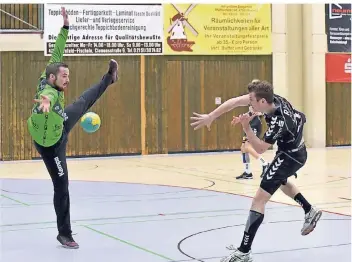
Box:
[45,62,68,79]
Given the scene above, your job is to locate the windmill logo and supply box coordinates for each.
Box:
[166,4,198,52]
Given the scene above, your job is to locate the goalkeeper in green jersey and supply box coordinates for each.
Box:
[27,7,118,249]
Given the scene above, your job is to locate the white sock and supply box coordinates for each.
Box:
[258,157,267,166]
[245,163,251,174]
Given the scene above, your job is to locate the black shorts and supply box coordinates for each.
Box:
[242,124,262,143]
[260,146,307,195]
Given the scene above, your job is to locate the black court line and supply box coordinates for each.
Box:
[176,219,351,262]
[339,197,351,201]
[171,243,351,262]
[125,159,351,192]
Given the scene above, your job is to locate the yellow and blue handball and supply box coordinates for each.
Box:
[80,112,101,133]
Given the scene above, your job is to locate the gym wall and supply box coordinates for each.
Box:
[0,51,272,160]
[0,4,273,160]
[0,4,350,161]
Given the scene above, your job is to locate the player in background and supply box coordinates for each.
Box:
[236,80,269,180]
[27,7,118,249]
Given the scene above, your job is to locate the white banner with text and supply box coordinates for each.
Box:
[44,4,163,56]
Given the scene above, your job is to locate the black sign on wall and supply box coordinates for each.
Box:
[325,3,352,53]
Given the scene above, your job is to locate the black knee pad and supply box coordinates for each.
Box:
[281,179,288,185]
[260,179,282,195]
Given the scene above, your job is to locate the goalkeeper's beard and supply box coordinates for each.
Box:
[54,79,66,92]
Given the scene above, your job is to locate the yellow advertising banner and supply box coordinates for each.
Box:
[163,4,272,55]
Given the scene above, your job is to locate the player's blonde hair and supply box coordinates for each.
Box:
[252,81,274,104]
[247,79,261,92]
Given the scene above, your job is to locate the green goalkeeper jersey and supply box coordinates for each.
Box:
[27,27,68,147]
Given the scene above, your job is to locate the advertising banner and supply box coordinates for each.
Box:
[44,4,272,56]
[44,4,164,56]
[326,53,351,83]
[325,3,352,53]
[162,4,272,55]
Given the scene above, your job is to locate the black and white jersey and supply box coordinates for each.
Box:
[263,94,306,151]
[250,114,262,130]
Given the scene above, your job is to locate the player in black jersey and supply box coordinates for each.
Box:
[190,80,322,262]
[221,81,322,262]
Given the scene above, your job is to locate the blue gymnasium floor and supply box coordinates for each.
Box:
[0,178,351,262]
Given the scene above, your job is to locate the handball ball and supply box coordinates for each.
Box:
[80,112,101,133]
